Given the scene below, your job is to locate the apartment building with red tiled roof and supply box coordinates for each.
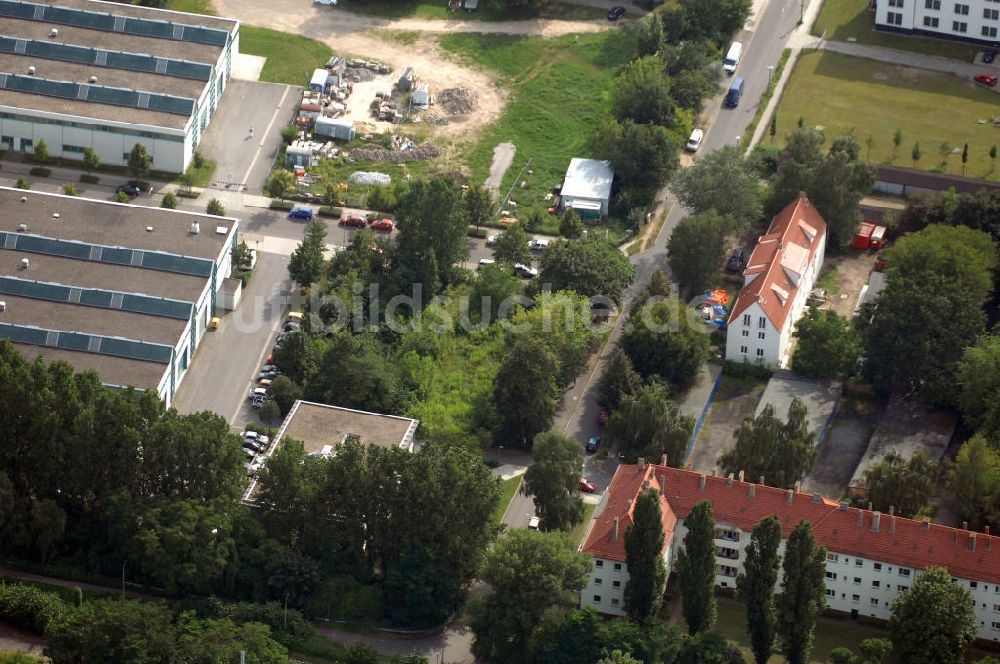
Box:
[725,194,827,368]
[580,462,1000,642]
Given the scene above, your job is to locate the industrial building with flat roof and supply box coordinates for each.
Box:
[0,0,239,172]
[0,185,239,406]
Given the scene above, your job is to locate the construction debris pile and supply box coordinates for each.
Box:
[346,143,441,162]
[345,59,392,82]
[349,172,393,186]
[420,114,450,126]
[437,87,477,115]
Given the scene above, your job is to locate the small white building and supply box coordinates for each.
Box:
[875,0,1000,44]
[725,194,827,368]
[582,463,1000,644]
[560,158,614,220]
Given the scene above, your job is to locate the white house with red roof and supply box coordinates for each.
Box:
[725,194,827,368]
[581,462,1000,643]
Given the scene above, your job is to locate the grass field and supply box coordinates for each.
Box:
[569,502,598,544]
[438,32,635,233]
[491,476,522,526]
[240,26,334,86]
[336,0,608,21]
[165,0,216,13]
[811,0,980,61]
[774,50,1000,179]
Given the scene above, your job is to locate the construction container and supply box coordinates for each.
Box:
[852,222,887,250]
[309,68,329,92]
[412,81,430,110]
[398,67,414,92]
[299,102,323,121]
[314,116,356,141]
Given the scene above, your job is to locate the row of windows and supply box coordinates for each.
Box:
[0,111,185,143]
[985,7,999,18]
[595,560,623,571]
[739,330,767,340]
[591,595,620,608]
[739,346,766,358]
[886,10,904,24]
[825,572,910,592]
[826,554,911,577]
[984,25,999,36]
[955,20,968,31]
[593,578,622,588]
[739,314,769,329]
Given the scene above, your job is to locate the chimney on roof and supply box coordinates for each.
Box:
[890,515,896,533]
[871,511,881,532]
[759,476,765,486]
[786,489,793,506]
[749,482,755,499]
[921,517,931,531]
[613,517,619,542]
[626,498,633,510]
[889,506,895,516]
[856,510,864,528]
[711,469,717,477]
[839,501,849,511]
[794,481,801,492]
[642,479,650,490]
[987,526,992,551]
[638,457,645,471]
[661,454,668,467]
[800,191,809,205]
[738,470,745,483]
[953,530,958,544]
[969,532,977,553]
[698,473,706,492]
[727,473,734,487]
[811,492,822,504]
[963,521,968,530]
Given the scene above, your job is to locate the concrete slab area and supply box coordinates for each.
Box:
[756,371,840,446]
[686,374,767,474]
[803,395,884,500]
[232,53,267,81]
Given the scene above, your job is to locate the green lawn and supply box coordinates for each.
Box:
[165,0,216,14]
[811,0,979,61]
[491,476,522,526]
[240,26,334,86]
[336,0,609,21]
[568,501,597,544]
[438,32,636,233]
[774,50,1000,180]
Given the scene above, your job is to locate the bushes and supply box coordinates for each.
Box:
[318,206,342,218]
[303,575,385,623]
[0,582,68,633]
[722,359,773,381]
[269,200,295,211]
[79,174,100,184]
[161,192,178,209]
[28,168,50,178]
[204,599,312,648]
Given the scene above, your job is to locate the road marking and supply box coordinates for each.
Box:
[240,84,292,187]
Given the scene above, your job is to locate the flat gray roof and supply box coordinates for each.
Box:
[561,158,613,202]
[0,0,237,129]
[15,342,167,389]
[0,188,233,260]
[279,400,418,454]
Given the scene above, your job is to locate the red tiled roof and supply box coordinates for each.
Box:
[729,195,827,331]
[649,464,1000,585]
[581,464,677,562]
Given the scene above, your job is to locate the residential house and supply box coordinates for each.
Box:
[725,194,827,368]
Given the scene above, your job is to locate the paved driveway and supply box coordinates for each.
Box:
[803,395,883,499]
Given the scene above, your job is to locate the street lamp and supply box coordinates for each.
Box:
[799,0,804,24]
[735,135,741,147]
[498,445,504,466]
[767,65,775,85]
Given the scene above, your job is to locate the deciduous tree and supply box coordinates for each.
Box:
[524,431,585,532]
[624,489,667,621]
[948,435,1000,532]
[737,515,782,664]
[605,381,693,464]
[492,223,532,266]
[82,147,100,174]
[670,147,762,229]
[676,501,717,634]
[597,349,642,412]
[791,309,861,379]
[33,139,48,163]
[540,237,636,305]
[559,209,584,240]
[465,183,493,230]
[719,398,816,489]
[889,567,976,664]
[862,451,937,518]
[776,520,826,664]
[621,297,709,390]
[127,143,151,179]
[470,263,522,324]
[266,170,295,201]
[667,210,731,296]
[492,335,558,448]
[592,119,679,192]
[395,176,469,293]
[612,56,675,127]
[635,14,664,56]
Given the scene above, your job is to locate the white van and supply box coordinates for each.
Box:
[724,42,743,75]
[314,0,337,5]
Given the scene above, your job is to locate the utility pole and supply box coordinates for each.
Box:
[121,560,127,599]
[799,0,804,24]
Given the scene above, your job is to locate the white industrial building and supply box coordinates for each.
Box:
[874,0,1000,43]
[581,462,1000,644]
[0,186,239,407]
[560,158,613,220]
[0,0,239,173]
[725,194,827,368]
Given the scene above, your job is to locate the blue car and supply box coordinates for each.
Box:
[288,207,313,220]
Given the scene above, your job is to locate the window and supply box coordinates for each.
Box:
[925,0,941,8]
[596,560,604,568]
[758,331,766,339]
[855,559,863,568]
[613,580,621,588]
[993,603,1000,612]
[886,10,904,23]
[593,595,602,602]
[827,553,839,562]
[872,580,880,588]
[614,563,622,571]
[611,598,620,607]
[984,7,999,18]
[899,568,911,577]
[954,2,969,13]
[826,588,836,598]
[758,316,766,329]
[983,25,998,36]
[594,578,603,585]
[898,585,909,592]
[742,330,749,337]
[854,577,862,585]
[852,594,860,602]
[874,563,882,572]
[952,19,968,30]
[871,598,879,607]
[888,0,904,5]
[924,15,940,26]
[971,582,979,589]
[62,144,86,154]
[740,345,748,354]
[756,349,765,357]
[826,572,838,580]
[743,314,751,325]
[993,622,1000,631]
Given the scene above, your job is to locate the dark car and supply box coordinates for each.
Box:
[607,5,626,20]
[984,48,997,64]
[288,206,314,220]
[340,215,367,228]
[586,436,601,453]
[596,410,609,427]
[116,181,143,197]
[725,248,746,272]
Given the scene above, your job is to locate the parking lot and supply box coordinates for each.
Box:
[803,395,883,499]
[686,375,767,474]
[756,371,840,447]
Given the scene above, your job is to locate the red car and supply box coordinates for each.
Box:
[975,73,998,87]
[578,478,596,493]
[339,215,367,228]
[371,219,394,232]
[597,410,609,427]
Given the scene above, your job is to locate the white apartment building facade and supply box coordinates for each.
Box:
[725,194,826,369]
[581,463,1000,643]
[875,0,1000,44]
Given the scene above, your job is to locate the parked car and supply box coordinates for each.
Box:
[485,234,499,247]
[371,219,394,232]
[514,263,538,278]
[340,215,367,228]
[607,5,626,20]
[685,128,705,152]
[975,73,998,87]
[725,248,746,272]
[528,516,540,529]
[984,48,997,64]
[578,478,596,493]
[597,410,609,427]
[528,239,550,252]
[258,369,278,380]
[477,258,496,270]
[116,181,143,197]
[586,436,601,453]
[248,388,269,402]
[283,322,300,333]
[288,206,314,220]
[874,254,888,272]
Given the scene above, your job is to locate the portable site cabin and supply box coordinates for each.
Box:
[285,145,317,168]
[398,67,415,92]
[309,68,330,92]
[560,158,614,220]
[412,82,430,110]
[314,116,356,141]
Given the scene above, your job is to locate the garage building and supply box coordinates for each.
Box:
[560,157,614,220]
[0,0,239,173]
[0,186,239,407]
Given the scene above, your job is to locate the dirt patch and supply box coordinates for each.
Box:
[686,375,766,474]
[819,252,878,318]
[0,620,46,655]
[485,141,516,193]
